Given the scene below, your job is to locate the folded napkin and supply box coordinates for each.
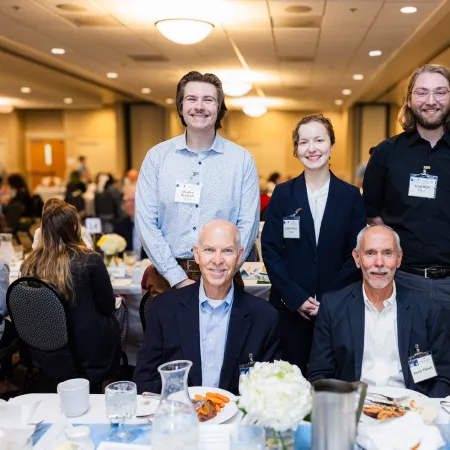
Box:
[357,412,444,450]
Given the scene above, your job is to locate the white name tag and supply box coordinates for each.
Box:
[409,353,437,383]
[174,182,201,204]
[408,174,438,199]
[283,218,300,239]
[107,267,126,278]
[85,217,102,234]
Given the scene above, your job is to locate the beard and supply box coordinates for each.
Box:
[412,104,450,130]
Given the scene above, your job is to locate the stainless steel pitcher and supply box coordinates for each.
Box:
[311,379,367,450]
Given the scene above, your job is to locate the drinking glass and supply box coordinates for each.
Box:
[105,381,137,441]
[14,245,24,261]
[230,424,265,450]
[123,251,137,275]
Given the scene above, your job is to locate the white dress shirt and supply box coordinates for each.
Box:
[306,180,330,245]
[360,282,405,388]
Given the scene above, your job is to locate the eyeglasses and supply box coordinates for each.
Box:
[201,247,237,257]
[413,88,450,100]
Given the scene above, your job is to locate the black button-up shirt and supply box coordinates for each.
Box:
[363,130,450,266]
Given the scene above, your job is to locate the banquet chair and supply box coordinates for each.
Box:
[6,277,83,392]
[139,291,151,332]
[3,203,33,245]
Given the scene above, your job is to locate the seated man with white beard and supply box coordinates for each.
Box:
[307,225,450,397]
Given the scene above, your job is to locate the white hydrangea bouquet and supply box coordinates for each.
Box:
[238,360,312,449]
[96,234,127,266]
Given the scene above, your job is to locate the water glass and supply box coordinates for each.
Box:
[230,424,265,450]
[124,251,137,269]
[105,381,137,441]
[14,245,23,261]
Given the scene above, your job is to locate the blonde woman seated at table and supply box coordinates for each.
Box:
[21,202,121,385]
[32,198,93,250]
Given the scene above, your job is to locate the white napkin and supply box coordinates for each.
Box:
[357,411,444,450]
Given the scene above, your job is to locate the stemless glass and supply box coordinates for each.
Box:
[230,424,265,450]
[105,381,137,441]
[123,251,137,275]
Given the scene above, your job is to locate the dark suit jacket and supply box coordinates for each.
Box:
[133,281,281,395]
[261,172,366,311]
[307,282,450,398]
[113,215,147,260]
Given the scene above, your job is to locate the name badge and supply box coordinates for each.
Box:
[408,351,437,383]
[174,182,202,204]
[283,218,300,239]
[408,174,438,199]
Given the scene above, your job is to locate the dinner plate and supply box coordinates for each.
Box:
[188,387,238,425]
[361,386,438,424]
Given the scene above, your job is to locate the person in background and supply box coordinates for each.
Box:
[0,176,11,212]
[266,172,281,196]
[136,71,259,299]
[308,225,450,398]
[33,198,93,249]
[354,147,376,190]
[65,170,86,213]
[94,173,123,232]
[259,178,271,221]
[363,64,450,340]
[262,113,366,375]
[77,155,91,183]
[134,220,280,395]
[21,202,121,385]
[122,169,139,192]
[114,188,147,260]
[6,174,32,217]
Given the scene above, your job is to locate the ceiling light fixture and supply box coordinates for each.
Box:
[155,19,214,45]
[21,87,31,94]
[342,89,352,96]
[243,104,267,118]
[400,6,418,14]
[334,99,344,106]
[63,97,73,104]
[352,74,364,81]
[107,72,118,79]
[222,82,252,97]
[369,50,382,57]
[0,98,13,114]
[165,98,174,105]
[141,88,152,94]
[51,48,66,55]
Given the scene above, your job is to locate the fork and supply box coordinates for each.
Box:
[366,393,409,402]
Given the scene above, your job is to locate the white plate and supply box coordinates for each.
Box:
[188,387,238,425]
[362,386,438,424]
[98,444,151,450]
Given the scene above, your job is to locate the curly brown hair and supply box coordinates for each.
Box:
[176,71,227,130]
[291,114,336,157]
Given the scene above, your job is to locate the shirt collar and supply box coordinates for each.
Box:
[406,129,450,148]
[306,179,330,198]
[199,276,234,308]
[175,131,225,154]
[363,281,396,311]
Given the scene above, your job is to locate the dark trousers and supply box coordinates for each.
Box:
[275,306,315,377]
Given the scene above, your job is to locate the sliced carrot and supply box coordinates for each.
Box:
[207,392,230,403]
[205,394,223,404]
[194,394,204,401]
[219,402,225,408]
[215,403,220,412]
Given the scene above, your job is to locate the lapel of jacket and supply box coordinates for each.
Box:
[349,283,365,380]
[317,172,342,249]
[292,173,316,249]
[175,282,202,386]
[219,288,251,390]
[396,284,413,387]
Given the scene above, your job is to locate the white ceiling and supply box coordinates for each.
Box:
[0,0,448,111]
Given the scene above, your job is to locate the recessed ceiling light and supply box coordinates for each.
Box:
[284,5,312,14]
[56,4,87,12]
[335,99,344,106]
[353,74,364,81]
[106,72,118,79]
[400,6,418,14]
[369,50,382,57]
[51,48,66,55]
[165,98,174,105]
[141,88,152,94]
[63,97,73,104]
[21,87,31,94]
[342,89,352,96]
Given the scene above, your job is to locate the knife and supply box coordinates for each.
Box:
[364,399,411,410]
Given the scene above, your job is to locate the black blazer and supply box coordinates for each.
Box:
[133,281,281,395]
[307,282,450,398]
[113,216,147,260]
[261,172,366,311]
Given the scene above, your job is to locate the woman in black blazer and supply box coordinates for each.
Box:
[261,114,366,375]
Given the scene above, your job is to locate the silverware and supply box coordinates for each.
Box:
[364,399,410,410]
[29,420,44,426]
[367,393,409,402]
[136,413,155,419]
[440,400,450,407]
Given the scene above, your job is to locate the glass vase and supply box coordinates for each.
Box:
[265,428,295,450]
[104,252,117,267]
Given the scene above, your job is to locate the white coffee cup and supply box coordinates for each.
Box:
[57,378,90,417]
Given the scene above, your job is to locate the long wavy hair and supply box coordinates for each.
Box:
[21,201,89,302]
[398,64,450,132]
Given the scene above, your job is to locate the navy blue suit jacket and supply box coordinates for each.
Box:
[261,172,366,311]
[307,282,450,398]
[133,281,281,395]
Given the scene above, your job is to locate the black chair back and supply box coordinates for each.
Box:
[139,291,151,332]
[6,277,82,381]
[95,191,119,233]
[4,203,25,231]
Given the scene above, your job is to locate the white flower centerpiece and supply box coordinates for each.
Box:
[238,360,312,449]
[96,234,127,267]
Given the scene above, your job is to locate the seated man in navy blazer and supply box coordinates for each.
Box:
[308,225,450,398]
[134,219,280,395]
